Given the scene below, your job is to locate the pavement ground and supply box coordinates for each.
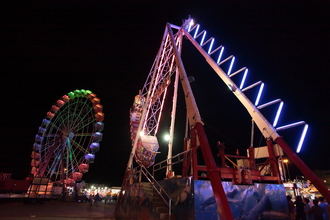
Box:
[0,199,116,220]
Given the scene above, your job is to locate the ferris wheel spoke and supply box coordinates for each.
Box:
[71,139,89,154]
[69,98,91,130]
[66,98,80,130]
[47,122,62,132]
[72,119,95,132]
[43,134,60,138]
[46,151,63,178]
[68,142,79,175]
[69,146,80,173]
[70,107,94,131]
[74,133,93,137]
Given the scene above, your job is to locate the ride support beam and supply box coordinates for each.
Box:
[275,137,330,201]
[194,122,234,220]
[167,24,234,219]
[191,131,199,180]
[266,139,281,183]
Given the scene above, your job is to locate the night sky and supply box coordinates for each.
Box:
[1,1,330,186]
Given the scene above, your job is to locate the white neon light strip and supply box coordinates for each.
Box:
[208,38,214,54]
[193,25,200,38]
[227,56,235,75]
[272,101,284,127]
[296,124,309,153]
[276,121,305,131]
[200,31,207,45]
[188,19,194,32]
[254,83,264,106]
[257,99,281,109]
[209,45,222,55]
[239,69,248,89]
[217,47,224,64]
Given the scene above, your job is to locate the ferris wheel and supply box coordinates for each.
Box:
[30,89,104,185]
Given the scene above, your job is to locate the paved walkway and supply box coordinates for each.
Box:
[0,200,116,220]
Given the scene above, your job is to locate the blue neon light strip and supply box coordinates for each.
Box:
[254,83,264,106]
[273,101,284,127]
[239,69,248,89]
[296,124,309,153]
[217,47,224,64]
[200,31,207,45]
[193,25,200,38]
[208,38,214,54]
[227,56,235,75]
[188,20,194,32]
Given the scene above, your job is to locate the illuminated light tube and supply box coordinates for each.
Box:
[208,38,214,54]
[239,69,248,89]
[229,67,246,78]
[193,25,200,38]
[209,45,222,55]
[241,81,262,92]
[257,99,281,109]
[200,31,207,45]
[272,101,284,127]
[227,56,235,75]
[275,121,305,131]
[217,47,224,64]
[296,124,309,153]
[188,19,194,32]
[254,83,264,106]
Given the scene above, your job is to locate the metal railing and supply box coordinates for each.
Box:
[152,149,191,175]
[139,165,172,217]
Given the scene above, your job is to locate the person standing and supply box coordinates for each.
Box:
[309,199,323,220]
[304,198,312,220]
[295,196,306,220]
[89,193,95,207]
[319,197,330,220]
[287,195,295,220]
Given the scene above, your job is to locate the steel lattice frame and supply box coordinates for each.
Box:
[123,18,330,220]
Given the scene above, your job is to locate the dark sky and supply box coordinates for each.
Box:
[1,1,329,186]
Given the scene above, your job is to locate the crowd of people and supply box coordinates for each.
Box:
[87,192,118,206]
[287,195,330,220]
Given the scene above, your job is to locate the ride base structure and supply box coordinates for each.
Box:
[115,18,330,220]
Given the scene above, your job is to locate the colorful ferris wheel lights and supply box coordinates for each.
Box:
[30,89,104,184]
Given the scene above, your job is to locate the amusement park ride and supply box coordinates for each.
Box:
[27,89,104,197]
[116,18,330,219]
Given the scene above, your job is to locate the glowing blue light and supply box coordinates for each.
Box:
[217,47,224,64]
[296,124,309,153]
[188,19,194,32]
[227,56,235,75]
[200,31,207,45]
[254,83,264,106]
[239,69,248,89]
[273,101,284,127]
[208,38,214,54]
[193,25,200,38]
